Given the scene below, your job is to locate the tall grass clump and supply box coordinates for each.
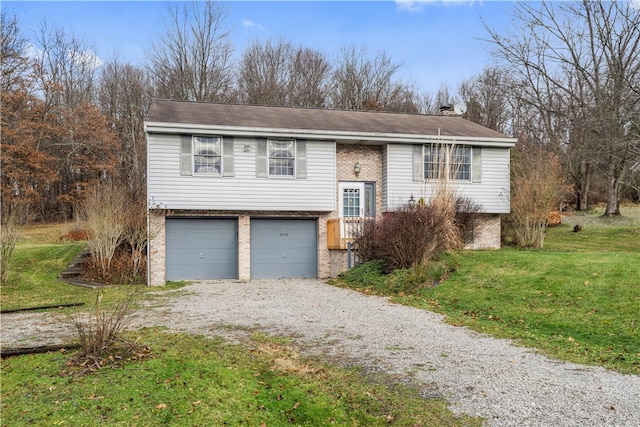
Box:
[356,147,479,272]
[76,184,161,284]
[67,285,146,372]
[505,142,568,248]
[78,183,128,279]
[0,204,28,283]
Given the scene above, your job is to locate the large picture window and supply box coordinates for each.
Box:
[269,139,295,176]
[194,136,221,175]
[424,145,471,181]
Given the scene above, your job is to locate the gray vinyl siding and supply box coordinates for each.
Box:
[384,144,510,213]
[148,134,336,211]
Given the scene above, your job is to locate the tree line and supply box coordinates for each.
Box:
[2,0,639,224]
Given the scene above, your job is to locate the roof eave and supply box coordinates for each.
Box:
[144,121,517,147]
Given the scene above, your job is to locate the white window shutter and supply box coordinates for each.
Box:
[412,144,424,182]
[223,137,234,177]
[256,138,268,178]
[472,147,482,183]
[180,135,192,176]
[296,139,307,179]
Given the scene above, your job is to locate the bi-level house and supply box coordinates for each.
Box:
[145,99,516,286]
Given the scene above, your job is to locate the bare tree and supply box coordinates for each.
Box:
[459,67,512,133]
[237,38,292,106]
[30,20,100,108]
[98,58,153,199]
[330,46,419,112]
[1,13,29,94]
[148,0,234,102]
[487,0,640,215]
[287,46,331,107]
[507,142,569,248]
[237,38,331,107]
[80,182,128,279]
[416,84,456,115]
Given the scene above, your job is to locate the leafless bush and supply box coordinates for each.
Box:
[79,183,128,279]
[125,203,163,278]
[356,143,483,272]
[505,143,569,248]
[357,196,470,273]
[1,205,28,283]
[66,285,145,372]
[82,249,146,285]
[455,197,482,244]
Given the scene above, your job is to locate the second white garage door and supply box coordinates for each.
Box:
[250,219,317,279]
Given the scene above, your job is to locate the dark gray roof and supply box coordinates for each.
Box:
[147,98,510,140]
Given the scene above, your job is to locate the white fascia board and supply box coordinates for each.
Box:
[144,122,517,147]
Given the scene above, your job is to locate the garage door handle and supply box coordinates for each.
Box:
[200,253,204,259]
[282,251,287,258]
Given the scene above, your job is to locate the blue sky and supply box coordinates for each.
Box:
[4,1,516,94]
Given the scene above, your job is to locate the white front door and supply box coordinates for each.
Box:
[339,182,365,218]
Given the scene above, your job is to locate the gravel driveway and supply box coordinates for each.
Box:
[2,278,639,426]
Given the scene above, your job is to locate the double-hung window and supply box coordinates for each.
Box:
[423,144,471,181]
[268,139,295,177]
[194,136,221,175]
[450,146,471,181]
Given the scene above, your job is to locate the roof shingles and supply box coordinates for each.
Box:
[147,98,511,140]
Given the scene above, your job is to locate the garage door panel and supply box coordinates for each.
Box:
[166,218,238,280]
[251,219,317,279]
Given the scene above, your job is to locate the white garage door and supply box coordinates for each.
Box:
[250,219,317,279]
[165,218,238,281]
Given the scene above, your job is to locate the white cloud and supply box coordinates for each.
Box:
[395,0,477,13]
[72,50,103,70]
[24,43,102,70]
[242,19,264,31]
[24,43,42,60]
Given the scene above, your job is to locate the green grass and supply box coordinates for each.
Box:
[1,223,480,426]
[1,329,481,426]
[1,242,88,311]
[336,214,640,375]
[0,223,176,312]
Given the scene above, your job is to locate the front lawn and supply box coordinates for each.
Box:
[0,222,139,312]
[1,330,481,426]
[0,223,481,426]
[335,211,640,375]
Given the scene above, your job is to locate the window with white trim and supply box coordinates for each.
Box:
[424,145,471,181]
[268,139,295,176]
[194,136,221,175]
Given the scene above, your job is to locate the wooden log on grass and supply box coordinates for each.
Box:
[1,343,81,358]
[0,302,85,314]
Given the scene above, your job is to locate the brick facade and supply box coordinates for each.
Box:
[148,210,166,287]
[148,209,332,286]
[464,214,502,250]
[335,144,383,217]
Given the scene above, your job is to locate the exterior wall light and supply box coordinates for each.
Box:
[354,162,361,177]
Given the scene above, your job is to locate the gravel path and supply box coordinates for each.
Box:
[2,278,639,426]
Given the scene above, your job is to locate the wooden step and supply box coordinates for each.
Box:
[59,267,85,278]
[68,258,87,268]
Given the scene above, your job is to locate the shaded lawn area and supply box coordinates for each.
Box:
[411,225,639,375]
[1,330,482,426]
[1,223,481,426]
[337,223,640,375]
[0,242,89,311]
